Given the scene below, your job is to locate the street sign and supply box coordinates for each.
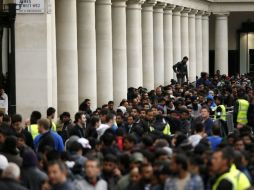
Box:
[16,0,44,14]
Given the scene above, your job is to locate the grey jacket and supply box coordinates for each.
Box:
[21,167,48,190]
[74,178,107,190]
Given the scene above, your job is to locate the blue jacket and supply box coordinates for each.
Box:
[207,94,217,111]
[203,118,214,136]
[34,130,64,152]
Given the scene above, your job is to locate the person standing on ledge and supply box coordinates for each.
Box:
[173,56,189,85]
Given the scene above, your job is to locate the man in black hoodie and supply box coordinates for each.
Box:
[173,56,189,84]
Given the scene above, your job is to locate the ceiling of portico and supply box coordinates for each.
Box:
[161,0,254,12]
[207,0,254,2]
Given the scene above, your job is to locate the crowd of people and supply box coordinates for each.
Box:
[0,70,253,190]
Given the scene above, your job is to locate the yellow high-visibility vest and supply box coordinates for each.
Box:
[163,123,171,135]
[51,122,57,132]
[215,105,227,121]
[237,99,249,125]
[212,164,250,190]
[28,124,39,139]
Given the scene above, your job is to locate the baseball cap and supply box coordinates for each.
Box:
[77,138,91,149]
[0,154,8,170]
[130,152,144,163]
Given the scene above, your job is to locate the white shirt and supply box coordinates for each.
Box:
[188,134,202,147]
[96,124,110,139]
[0,93,8,114]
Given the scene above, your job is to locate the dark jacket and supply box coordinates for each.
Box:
[102,173,120,190]
[85,125,98,139]
[60,121,74,142]
[15,129,34,149]
[192,116,214,136]
[173,62,188,79]
[21,167,48,190]
[247,103,254,128]
[52,181,75,190]
[36,131,55,153]
[69,124,86,138]
[0,178,28,190]
[79,103,92,115]
[196,78,213,88]
[1,152,23,167]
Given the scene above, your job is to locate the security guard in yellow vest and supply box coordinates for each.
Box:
[29,124,39,139]
[149,122,171,135]
[236,99,249,125]
[214,96,227,121]
[28,111,42,139]
[233,89,250,127]
[47,107,57,132]
[212,147,251,190]
[212,164,251,190]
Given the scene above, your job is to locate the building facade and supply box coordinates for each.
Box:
[2,0,254,117]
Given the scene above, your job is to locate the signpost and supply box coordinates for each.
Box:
[16,0,44,13]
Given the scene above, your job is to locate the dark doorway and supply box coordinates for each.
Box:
[209,50,215,76]
[228,50,239,76]
[249,49,254,74]
[0,4,16,115]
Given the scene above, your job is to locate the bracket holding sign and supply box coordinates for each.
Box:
[16,0,44,13]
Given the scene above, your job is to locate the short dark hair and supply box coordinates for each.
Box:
[90,116,100,127]
[101,133,115,146]
[11,114,22,124]
[48,160,67,172]
[108,101,114,105]
[47,107,56,117]
[69,141,83,152]
[3,115,10,123]
[183,56,188,60]
[127,115,134,119]
[195,123,204,133]
[201,106,209,112]
[86,156,101,168]
[216,147,234,165]
[75,112,85,123]
[104,154,118,164]
[60,112,70,120]
[105,113,114,123]
[30,111,42,124]
[123,134,137,144]
[100,109,109,116]
[212,125,221,136]
[174,153,188,171]
[16,133,26,140]
[0,127,8,136]
[38,119,50,130]
[155,149,168,158]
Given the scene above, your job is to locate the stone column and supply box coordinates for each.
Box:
[202,12,210,73]
[142,0,156,90]
[172,6,184,78]
[181,8,191,76]
[127,0,144,88]
[51,0,58,110]
[181,8,191,59]
[153,2,166,87]
[195,10,204,77]
[164,4,175,84]
[188,9,198,82]
[215,12,229,75]
[56,0,78,116]
[96,0,113,106]
[112,0,128,106]
[77,0,97,110]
